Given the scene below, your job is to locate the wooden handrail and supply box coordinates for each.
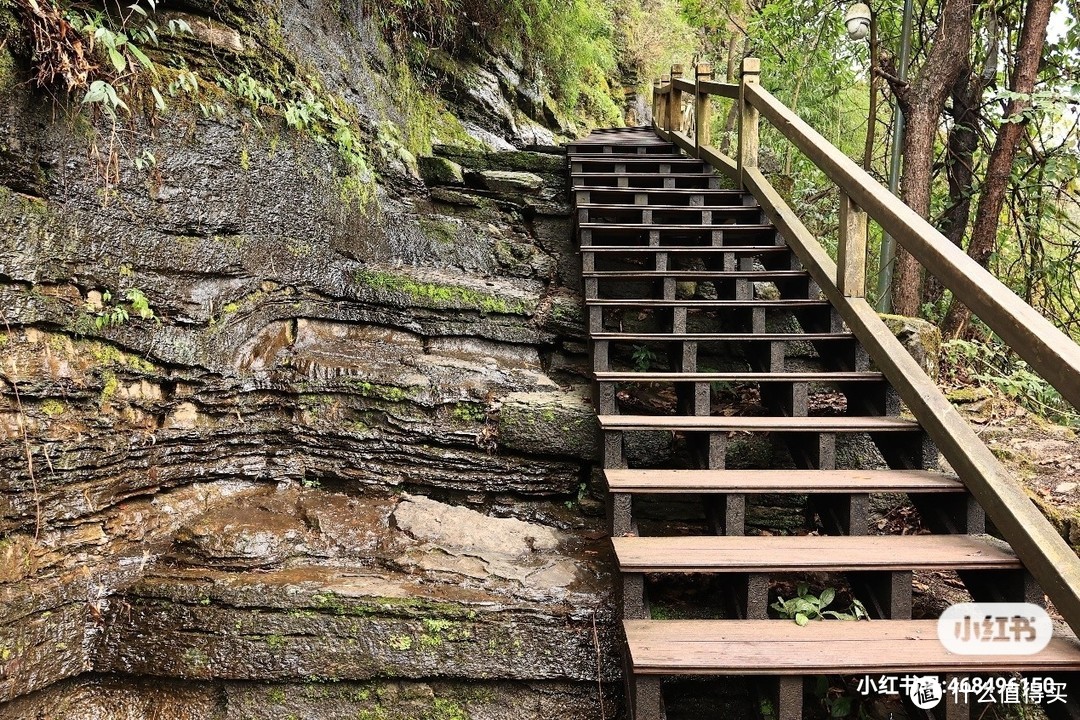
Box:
[649,61,1080,413]
[645,56,1080,638]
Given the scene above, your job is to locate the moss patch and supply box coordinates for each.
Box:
[355,270,532,315]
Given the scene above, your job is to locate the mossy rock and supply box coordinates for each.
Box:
[879,313,942,380]
[1028,491,1080,553]
[418,156,465,187]
[946,386,993,404]
[434,146,565,174]
[497,389,596,460]
[480,170,544,195]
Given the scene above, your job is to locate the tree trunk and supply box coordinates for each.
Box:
[924,64,986,307]
[886,0,973,316]
[941,0,1055,338]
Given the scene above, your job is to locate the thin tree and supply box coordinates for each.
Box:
[941,0,1056,337]
[883,0,973,316]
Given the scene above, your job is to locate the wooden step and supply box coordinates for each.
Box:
[581,245,788,254]
[585,299,829,308]
[582,270,807,279]
[579,187,744,195]
[597,415,920,432]
[604,468,963,494]
[568,153,688,160]
[578,203,758,211]
[623,619,1080,675]
[572,159,707,168]
[572,172,718,180]
[581,223,774,231]
[594,371,880,382]
[612,534,1019,573]
[590,332,854,341]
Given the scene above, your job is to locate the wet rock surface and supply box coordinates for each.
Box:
[0,0,608,710]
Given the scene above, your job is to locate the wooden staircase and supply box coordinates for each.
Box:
[569,126,1080,720]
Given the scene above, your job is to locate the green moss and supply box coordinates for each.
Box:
[418,216,460,246]
[388,634,413,651]
[355,270,532,315]
[266,634,287,650]
[40,400,66,417]
[0,333,7,348]
[267,686,287,704]
[450,403,486,422]
[86,342,156,373]
[100,371,119,406]
[345,380,413,403]
[0,39,15,90]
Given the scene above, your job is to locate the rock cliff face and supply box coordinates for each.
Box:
[0,1,621,717]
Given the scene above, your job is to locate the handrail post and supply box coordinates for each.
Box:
[694,63,712,156]
[668,64,684,133]
[738,58,760,188]
[659,74,671,131]
[837,192,868,297]
[652,78,661,130]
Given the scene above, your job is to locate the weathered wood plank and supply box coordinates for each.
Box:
[624,620,1080,675]
[613,534,1020,573]
[597,415,919,432]
[604,467,963,493]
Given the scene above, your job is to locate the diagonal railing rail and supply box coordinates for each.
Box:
[649,58,1080,638]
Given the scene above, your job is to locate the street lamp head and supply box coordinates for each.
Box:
[845,3,872,41]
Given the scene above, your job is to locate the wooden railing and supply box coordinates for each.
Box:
[652,59,1080,637]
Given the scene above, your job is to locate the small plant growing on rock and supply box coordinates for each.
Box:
[88,288,156,329]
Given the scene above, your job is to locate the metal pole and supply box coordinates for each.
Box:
[875,0,914,313]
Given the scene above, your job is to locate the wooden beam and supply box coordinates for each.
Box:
[695,64,713,153]
[668,65,685,132]
[742,165,1080,639]
[745,81,1080,410]
[737,58,760,188]
[672,77,695,94]
[651,78,661,129]
[698,144,738,182]
[698,79,739,99]
[838,191,867,297]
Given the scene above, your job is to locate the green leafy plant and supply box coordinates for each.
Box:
[770,583,868,626]
[88,288,157,329]
[66,1,192,119]
[631,344,659,372]
[942,337,1078,425]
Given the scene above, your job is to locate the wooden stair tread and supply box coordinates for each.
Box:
[594,371,880,381]
[576,188,744,196]
[585,299,829,308]
[590,332,854,341]
[568,153,688,159]
[612,534,1019,573]
[623,619,1080,675]
[572,172,719,179]
[580,223,773,231]
[577,203,758,210]
[597,415,921,432]
[581,245,788,253]
[604,468,963,494]
[583,270,806,279]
